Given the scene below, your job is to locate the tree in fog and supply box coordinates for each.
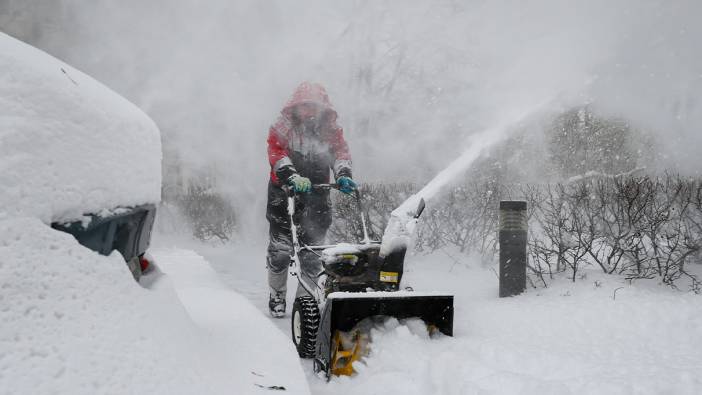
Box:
[547,107,639,179]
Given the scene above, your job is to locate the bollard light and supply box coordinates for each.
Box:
[499,200,527,297]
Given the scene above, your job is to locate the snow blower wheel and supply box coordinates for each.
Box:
[291,296,320,358]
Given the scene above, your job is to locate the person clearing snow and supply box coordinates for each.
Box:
[264,85,452,377]
[265,82,357,318]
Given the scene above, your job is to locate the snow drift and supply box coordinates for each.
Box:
[0,218,214,394]
[0,218,310,395]
[0,32,161,224]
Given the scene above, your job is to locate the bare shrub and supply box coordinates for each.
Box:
[335,174,702,292]
[175,185,237,242]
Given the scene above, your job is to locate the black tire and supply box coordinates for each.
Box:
[313,358,328,378]
[291,296,320,358]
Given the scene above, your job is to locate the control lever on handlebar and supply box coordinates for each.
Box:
[283,182,371,244]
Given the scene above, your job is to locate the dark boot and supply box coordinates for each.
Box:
[269,292,286,318]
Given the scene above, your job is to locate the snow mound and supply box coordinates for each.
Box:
[0,218,308,394]
[150,248,310,394]
[0,32,161,224]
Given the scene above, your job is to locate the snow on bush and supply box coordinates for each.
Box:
[0,32,161,224]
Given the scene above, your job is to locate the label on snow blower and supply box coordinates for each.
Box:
[379,271,399,283]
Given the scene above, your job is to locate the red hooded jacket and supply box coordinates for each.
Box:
[267,82,352,185]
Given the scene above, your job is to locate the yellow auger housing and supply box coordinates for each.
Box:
[313,292,454,377]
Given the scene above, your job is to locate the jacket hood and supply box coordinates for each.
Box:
[282,82,337,122]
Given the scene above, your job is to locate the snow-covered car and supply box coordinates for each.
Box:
[50,206,157,279]
[0,32,161,280]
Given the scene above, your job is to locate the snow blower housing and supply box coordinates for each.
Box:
[285,185,454,377]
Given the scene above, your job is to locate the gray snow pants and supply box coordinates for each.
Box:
[266,181,332,297]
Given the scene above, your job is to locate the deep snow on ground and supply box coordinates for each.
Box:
[0,33,161,224]
[0,219,309,395]
[150,247,310,394]
[174,237,702,395]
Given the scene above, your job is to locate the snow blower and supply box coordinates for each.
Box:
[284,184,454,377]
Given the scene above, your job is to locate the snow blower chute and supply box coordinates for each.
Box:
[284,184,454,377]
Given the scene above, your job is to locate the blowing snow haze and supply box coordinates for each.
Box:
[2,0,701,236]
[4,3,702,394]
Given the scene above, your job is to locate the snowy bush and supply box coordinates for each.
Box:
[160,185,238,242]
[415,181,502,256]
[526,175,702,291]
[335,174,702,292]
[328,183,416,243]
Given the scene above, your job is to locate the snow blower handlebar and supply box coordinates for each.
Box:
[281,182,373,302]
[281,182,341,194]
[281,183,372,245]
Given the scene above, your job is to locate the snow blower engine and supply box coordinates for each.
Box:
[284,184,454,377]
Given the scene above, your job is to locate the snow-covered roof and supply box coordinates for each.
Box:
[0,33,161,224]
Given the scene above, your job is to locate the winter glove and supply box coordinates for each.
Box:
[336,176,357,194]
[287,174,312,193]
